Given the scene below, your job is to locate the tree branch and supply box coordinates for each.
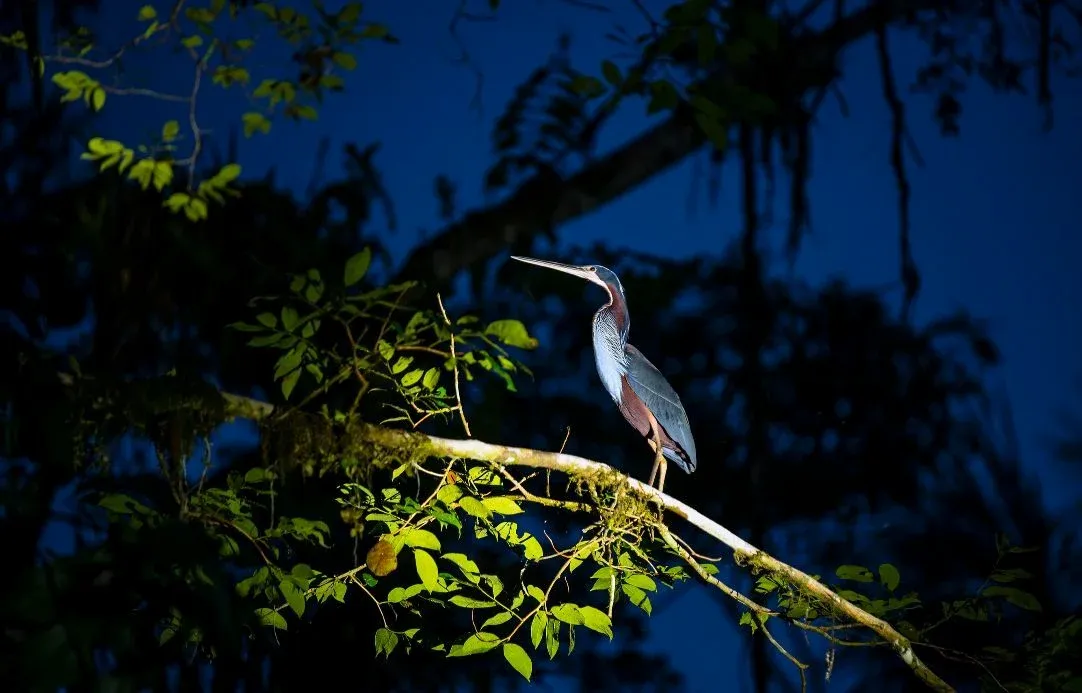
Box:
[218,391,954,691]
[393,0,943,286]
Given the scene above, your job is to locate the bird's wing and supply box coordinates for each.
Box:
[624,344,697,472]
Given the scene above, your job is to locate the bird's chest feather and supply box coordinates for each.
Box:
[591,310,628,403]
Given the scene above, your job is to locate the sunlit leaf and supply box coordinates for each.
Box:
[503,642,532,681]
[481,496,523,516]
[414,549,440,592]
[579,605,613,638]
[484,319,538,349]
[254,607,287,630]
[400,528,441,552]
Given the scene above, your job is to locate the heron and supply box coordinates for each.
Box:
[510,256,697,494]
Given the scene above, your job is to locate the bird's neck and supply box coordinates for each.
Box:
[602,289,630,343]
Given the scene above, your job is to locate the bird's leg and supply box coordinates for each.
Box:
[646,439,661,487]
[644,412,667,524]
[645,411,666,492]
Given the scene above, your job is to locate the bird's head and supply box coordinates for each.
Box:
[510,256,624,298]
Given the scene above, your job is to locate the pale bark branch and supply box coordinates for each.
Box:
[219,391,954,691]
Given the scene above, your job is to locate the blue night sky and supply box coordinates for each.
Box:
[62,0,1082,690]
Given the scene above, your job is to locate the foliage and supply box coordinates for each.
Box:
[0,0,395,219]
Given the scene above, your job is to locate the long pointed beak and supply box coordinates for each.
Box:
[510,256,594,282]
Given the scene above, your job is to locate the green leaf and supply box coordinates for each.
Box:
[161,120,179,142]
[694,111,727,150]
[344,248,371,287]
[391,356,413,374]
[339,3,362,23]
[836,565,875,583]
[333,51,358,70]
[646,81,678,115]
[981,586,1042,611]
[522,536,543,560]
[401,369,423,386]
[152,161,173,191]
[837,589,869,604]
[361,23,390,39]
[621,584,652,615]
[530,612,547,649]
[256,312,277,328]
[374,627,398,658]
[448,632,500,657]
[422,368,440,389]
[449,595,496,609]
[400,528,441,552]
[212,163,241,185]
[624,573,657,592]
[274,346,303,380]
[90,87,105,111]
[568,75,605,98]
[138,5,157,20]
[579,605,613,638]
[164,192,191,213]
[503,642,533,681]
[481,611,513,629]
[386,584,425,603]
[441,552,480,578]
[545,619,559,659]
[878,563,900,592]
[990,568,1033,583]
[242,111,271,137]
[459,496,491,520]
[739,611,758,633]
[254,607,287,630]
[281,368,301,400]
[414,549,440,592]
[481,496,524,516]
[488,577,509,602]
[484,319,538,349]
[280,306,300,332]
[550,603,584,625]
[526,585,545,603]
[279,580,305,617]
[98,493,152,515]
[600,59,622,86]
[436,484,464,505]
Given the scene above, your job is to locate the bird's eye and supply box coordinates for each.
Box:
[587,266,597,272]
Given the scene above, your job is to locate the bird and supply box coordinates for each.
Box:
[510,256,697,494]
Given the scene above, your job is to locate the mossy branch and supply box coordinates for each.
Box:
[219,390,954,691]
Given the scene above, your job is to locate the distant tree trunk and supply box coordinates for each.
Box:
[736,121,773,693]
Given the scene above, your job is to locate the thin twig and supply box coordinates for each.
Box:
[436,293,471,437]
[349,573,388,628]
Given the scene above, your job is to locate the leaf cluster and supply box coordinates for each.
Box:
[228,248,538,429]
